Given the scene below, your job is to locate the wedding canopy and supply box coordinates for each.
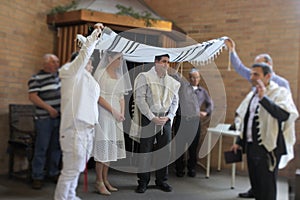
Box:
[78,27,228,64]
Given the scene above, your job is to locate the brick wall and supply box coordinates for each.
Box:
[0,0,73,174]
[145,0,300,178]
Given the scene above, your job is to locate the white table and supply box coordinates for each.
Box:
[205,123,240,189]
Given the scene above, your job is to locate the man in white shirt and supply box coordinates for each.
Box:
[54,23,103,200]
[231,62,298,200]
[132,54,180,193]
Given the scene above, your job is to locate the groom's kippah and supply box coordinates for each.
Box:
[252,62,271,69]
[252,62,273,74]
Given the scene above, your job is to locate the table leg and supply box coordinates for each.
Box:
[217,135,222,171]
[231,137,237,189]
[206,131,211,178]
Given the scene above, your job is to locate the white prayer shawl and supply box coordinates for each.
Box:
[236,81,299,169]
[77,28,227,64]
[145,67,180,113]
[129,67,180,142]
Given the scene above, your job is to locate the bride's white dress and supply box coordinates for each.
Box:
[93,70,126,162]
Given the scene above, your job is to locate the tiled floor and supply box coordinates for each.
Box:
[0,165,289,200]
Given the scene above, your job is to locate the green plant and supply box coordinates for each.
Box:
[116,4,157,27]
[49,0,78,15]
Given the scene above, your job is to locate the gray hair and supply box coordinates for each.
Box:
[255,53,273,66]
[43,54,54,63]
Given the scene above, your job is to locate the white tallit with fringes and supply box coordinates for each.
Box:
[129,67,180,143]
[236,81,299,169]
[77,27,228,64]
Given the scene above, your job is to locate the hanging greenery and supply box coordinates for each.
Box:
[116,4,157,27]
[49,0,78,15]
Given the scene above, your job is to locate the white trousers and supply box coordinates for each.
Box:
[54,122,94,200]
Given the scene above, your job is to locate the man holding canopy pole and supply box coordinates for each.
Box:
[54,23,103,200]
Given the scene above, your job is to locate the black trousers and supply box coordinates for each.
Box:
[137,114,172,186]
[247,143,278,200]
[174,115,200,172]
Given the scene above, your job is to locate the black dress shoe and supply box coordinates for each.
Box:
[49,174,60,183]
[176,171,185,177]
[188,169,196,177]
[32,179,43,190]
[135,184,147,193]
[156,182,172,192]
[238,188,254,198]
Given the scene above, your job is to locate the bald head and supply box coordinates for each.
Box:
[43,54,60,73]
[254,54,273,68]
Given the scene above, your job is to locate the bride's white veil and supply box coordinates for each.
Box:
[93,50,132,95]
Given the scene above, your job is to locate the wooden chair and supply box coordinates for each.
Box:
[7,104,35,180]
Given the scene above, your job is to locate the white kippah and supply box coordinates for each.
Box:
[189,67,199,74]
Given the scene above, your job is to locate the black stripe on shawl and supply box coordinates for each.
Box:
[108,35,122,51]
[173,50,191,62]
[125,41,138,54]
[189,42,213,61]
[172,51,186,63]
[203,42,224,60]
[128,43,140,54]
[173,47,200,62]
[120,40,131,53]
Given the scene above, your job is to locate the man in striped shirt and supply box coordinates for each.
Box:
[28,53,61,189]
